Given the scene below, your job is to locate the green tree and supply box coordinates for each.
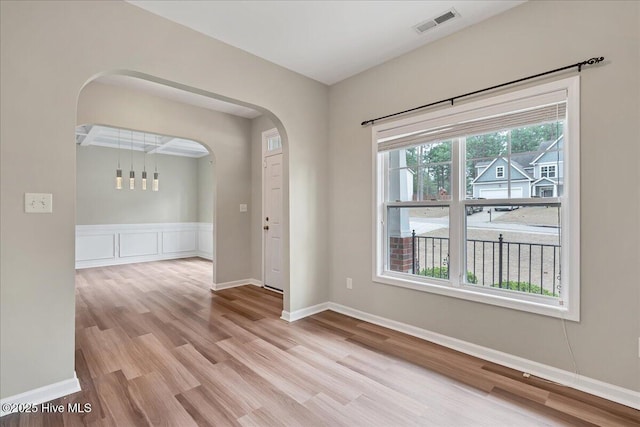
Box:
[405,121,563,197]
[465,133,506,194]
[466,132,506,161]
[423,142,452,198]
[510,122,563,153]
[405,142,452,200]
[463,121,563,194]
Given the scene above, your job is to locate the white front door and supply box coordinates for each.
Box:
[264,153,283,290]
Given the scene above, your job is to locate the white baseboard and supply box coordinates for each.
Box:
[262,284,283,294]
[77,252,202,269]
[0,373,81,417]
[280,302,329,322]
[326,302,640,411]
[197,253,213,261]
[211,278,262,291]
[279,300,640,410]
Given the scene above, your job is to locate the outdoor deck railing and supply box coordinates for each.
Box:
[411,232,561,296]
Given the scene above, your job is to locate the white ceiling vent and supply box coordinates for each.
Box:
[413,9,460,34]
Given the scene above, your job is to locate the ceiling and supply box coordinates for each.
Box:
[128,1,526,85]
[76,124,210,158]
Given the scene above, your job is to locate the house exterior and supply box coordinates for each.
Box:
[471,136,563,199]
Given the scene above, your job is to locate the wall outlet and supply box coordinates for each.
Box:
[25,193,53,213]
[239,204,247,212]
[346,277,353,289]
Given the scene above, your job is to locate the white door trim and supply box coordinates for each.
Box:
[262,128,283,290]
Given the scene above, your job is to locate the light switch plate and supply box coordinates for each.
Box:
[239,204,247,212]
[25,193,53,213]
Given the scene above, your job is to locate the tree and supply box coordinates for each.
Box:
[403,121,563,198]
[465,133,506,194]
[423,142,452,198]
[403,142,452,200]
[463,121,563,194]
[466,132,506,161]
[510,122,562,153]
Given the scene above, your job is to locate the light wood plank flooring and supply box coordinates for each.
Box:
[2,258,638,426]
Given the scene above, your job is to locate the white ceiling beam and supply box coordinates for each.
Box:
[145,136,174,154]
[79,125,100,146]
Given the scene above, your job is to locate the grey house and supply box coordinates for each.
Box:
[471,136,563,199]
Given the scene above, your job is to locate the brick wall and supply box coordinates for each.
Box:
[389,236,414,273]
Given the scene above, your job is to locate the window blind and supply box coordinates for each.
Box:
[377,90,567,152]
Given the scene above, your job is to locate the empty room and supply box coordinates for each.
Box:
[1,1,639,426]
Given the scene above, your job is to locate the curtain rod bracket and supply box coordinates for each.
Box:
[361,55,604,127]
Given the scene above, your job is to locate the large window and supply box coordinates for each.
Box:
[373,77,580,320]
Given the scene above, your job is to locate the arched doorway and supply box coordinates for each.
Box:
[76,72,288,299]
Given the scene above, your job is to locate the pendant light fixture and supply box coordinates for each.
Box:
[141,133,148,190]
[152,135,159,192]
[115,129,123,190]
[129,130,135,190]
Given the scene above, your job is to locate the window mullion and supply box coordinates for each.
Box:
[448,137,463,286]
[381,154,389,274]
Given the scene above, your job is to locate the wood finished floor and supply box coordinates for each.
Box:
[2,258,638,426]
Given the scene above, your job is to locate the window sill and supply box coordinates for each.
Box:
[374,272,578,321]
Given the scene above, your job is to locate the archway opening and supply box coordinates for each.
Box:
[75,71,290,310]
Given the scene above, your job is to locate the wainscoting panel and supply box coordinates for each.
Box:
[197,223,214,260]
[119,231,159,258]
[163,230,197,254]
[76,223,213,268]
[75,234,115,262]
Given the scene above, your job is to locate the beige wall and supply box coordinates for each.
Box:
[1,0,329,398]
[328,0,639,391]
[197,155,214,223]
[250,115,278,281]
[3,0,636,403]
[77,145,203,225]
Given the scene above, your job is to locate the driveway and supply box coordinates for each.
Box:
[409,206,559,237]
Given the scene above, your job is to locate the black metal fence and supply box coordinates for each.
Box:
[411,231,560,296]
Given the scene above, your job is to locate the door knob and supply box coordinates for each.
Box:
[263,225,269,230]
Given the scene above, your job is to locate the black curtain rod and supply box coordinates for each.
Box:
[361,56,605,127]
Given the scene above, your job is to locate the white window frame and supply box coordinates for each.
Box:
[495,165,505,178]
[541,164,557,178]
[372,76,580,321]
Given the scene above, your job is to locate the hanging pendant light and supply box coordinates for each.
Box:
[153,135,159,192]
[142,133,148,190]
[129,130,135,190]
[115,129,123,190]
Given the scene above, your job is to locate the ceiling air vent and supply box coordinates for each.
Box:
[413,8,459,34]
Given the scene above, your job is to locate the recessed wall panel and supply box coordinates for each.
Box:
[76,234,115,261]
[119,232,159,257]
